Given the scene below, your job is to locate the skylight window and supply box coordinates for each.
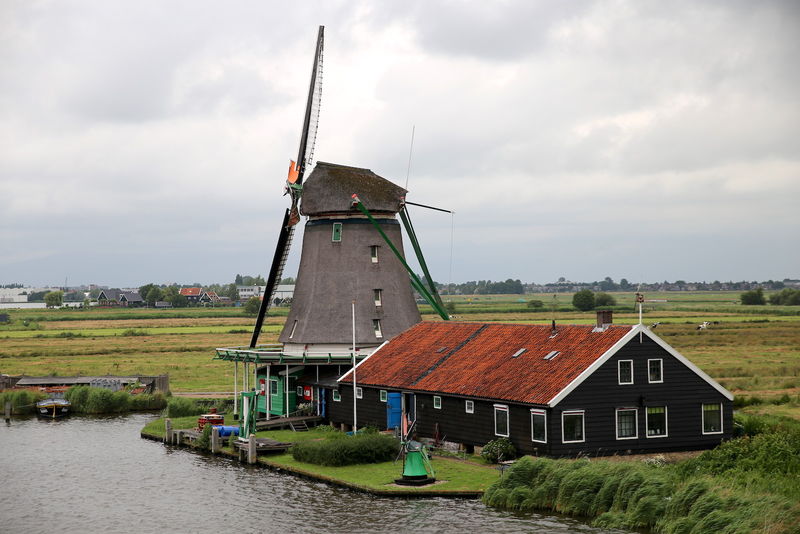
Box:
[544,350,560,360]
[512,348,527,358]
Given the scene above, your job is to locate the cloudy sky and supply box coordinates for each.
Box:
[1,1,798,288]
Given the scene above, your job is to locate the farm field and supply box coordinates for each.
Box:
[1,292,799,416]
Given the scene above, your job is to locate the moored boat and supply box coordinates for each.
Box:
[36,398,71,419]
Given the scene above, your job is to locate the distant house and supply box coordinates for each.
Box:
[332,312,733,457]
[199,291,221,305]
[179,287,202,304]
[119,291,144,307]
[237,285,264,301]
[273,285,294,305]
[97,289,123,306]
[236,284,294,304]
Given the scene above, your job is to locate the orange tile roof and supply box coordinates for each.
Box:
[343,321,632,405]
[179,287,202,296]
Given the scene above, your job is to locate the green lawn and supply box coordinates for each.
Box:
[141,417,499,494]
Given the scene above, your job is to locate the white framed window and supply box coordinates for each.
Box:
[433,396,442,409]
[370,245,379,263]
[373,289,382,307]
[616,408,638,440]
[332,390,341,402]
[380,390,387,402]
[373,319,383,338]
[530,409,547,443]
[332,222,342,242]
[296,386,303,396]
[648,359,663,383]
[646,406,668,438]
[702,403,723,434]
[355,387,363,399]
[494,404,509,437]
[618,360,633,385]
[269,380,279,396]
[562,411,585,443]
[465,400,474,414]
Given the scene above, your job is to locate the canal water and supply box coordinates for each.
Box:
[1,414,630,533]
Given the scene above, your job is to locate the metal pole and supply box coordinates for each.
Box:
[285,364,289,417]
[266,363,271,420]
[234,361,239,419]
[352,299,357,432]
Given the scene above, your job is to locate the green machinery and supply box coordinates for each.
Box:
[239,390,259,439]
[394,421,436,486]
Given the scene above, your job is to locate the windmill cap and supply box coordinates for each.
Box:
[301,162,407,216]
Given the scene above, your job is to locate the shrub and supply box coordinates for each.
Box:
[65,385,91,410]
[572,290,595,311]
[243,296,261,315]
[290,433,399,466]
[594,292,617,307]
[165,397,205,418]
[195,423,212,451]
[527,299,544,309]
[120,328,147,336]
[740,288,766,305]
[481,437,516,463]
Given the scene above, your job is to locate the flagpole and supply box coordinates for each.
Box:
[352,299,357,433]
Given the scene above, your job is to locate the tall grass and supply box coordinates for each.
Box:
[483,414,800,533]
[0,389,47,415]
[165,397,205,418]
[64,386,167,414]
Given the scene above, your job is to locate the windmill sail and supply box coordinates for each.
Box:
[250,25,324,348]
[295,25,324,185]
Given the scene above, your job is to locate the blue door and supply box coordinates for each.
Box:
[386,392,402,430]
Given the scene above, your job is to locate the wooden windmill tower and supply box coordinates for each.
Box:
[217,26,448,423]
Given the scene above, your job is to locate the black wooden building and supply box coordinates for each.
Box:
[329,314,733,457]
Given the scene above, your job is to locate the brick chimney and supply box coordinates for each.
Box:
[596,310,613,328]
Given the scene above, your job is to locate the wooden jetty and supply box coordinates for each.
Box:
[162,415,322,464]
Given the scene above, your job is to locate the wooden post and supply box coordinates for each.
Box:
[266,363,271,420]
[164,419,172,443]
[211,426,220,454]
[4,401,11,422]
[234,360,239,420]
[248,434,257,464]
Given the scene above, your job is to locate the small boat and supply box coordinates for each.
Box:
[36,398,71,419]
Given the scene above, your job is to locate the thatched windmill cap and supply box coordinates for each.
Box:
[301,161,407,216]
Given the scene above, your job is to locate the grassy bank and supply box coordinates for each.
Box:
[140,417,499,495]
[483,415,800,534]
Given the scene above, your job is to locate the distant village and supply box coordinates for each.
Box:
[1,275,797,309]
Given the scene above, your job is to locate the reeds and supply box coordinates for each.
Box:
[483,414,800,533]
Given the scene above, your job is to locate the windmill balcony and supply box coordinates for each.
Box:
[214,344,367,365]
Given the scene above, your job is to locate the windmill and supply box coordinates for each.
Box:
[216,26,449,425]
[394,420,436,486]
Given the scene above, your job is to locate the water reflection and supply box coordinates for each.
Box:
[0,414,629,534]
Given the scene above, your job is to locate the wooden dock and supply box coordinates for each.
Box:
[256,415,323,431]
[161,415,323,464]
